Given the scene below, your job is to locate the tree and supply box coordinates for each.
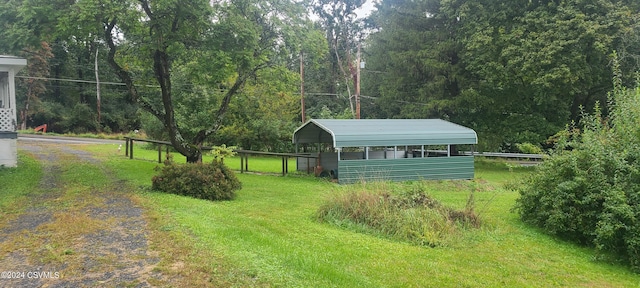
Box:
[452,0,637,149]
[0,0,62,130]
[364,0,470,121]
[364,0,639,151]
[66,0,310,162]
[19,42,53,130]
[214,66,301,152]
[309,0,367,118]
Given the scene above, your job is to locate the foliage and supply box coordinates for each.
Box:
[365,0,467,120]
[2,0,639,155]
[210,144,237,162]
[515,69,640,270]
[308,0,367,118]
[62,103,99,134]
[1,0,325,161]
[98,0,316,161]
[210,66,302,152]
[364,0,639,151]
[515,142,544,155]
[317,181,479,247]
[17,41,53,130]
[139,112,167,142]
[152,159,241,201]
[457,0,630,149]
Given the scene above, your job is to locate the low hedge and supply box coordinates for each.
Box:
[152,160,241,201]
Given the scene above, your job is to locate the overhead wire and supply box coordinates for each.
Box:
[18,75,431,107]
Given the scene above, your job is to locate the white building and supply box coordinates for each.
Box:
[0,55,27,167]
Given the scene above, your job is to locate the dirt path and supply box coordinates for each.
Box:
[0,143,168,287]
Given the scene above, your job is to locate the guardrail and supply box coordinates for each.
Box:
[426,149,545,161]
[476,152,545,160]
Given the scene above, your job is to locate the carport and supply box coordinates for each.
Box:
[292,119,478,184]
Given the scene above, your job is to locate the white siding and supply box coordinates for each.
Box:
[0,138,17,167]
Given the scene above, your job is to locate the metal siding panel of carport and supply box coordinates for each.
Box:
[337,156,475,184]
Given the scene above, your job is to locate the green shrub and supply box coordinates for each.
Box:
[515,63,640,270]
[317,182,479,247]
[151,159,242,201]
[515,142,544,154]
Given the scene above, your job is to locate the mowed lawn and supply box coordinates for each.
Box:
[36,145,640,286]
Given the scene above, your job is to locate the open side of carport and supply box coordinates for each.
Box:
[292,119,478,184]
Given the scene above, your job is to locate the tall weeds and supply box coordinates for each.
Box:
[317,181,480,247]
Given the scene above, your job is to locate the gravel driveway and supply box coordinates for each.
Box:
[0,142,167,287]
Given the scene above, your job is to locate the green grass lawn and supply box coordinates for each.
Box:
[0,154,42,214]
[20,144,640,286]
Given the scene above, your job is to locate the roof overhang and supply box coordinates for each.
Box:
[293,119,478,148]
[0,56,27,72]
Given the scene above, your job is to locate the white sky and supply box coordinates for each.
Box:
[354,0,377,19]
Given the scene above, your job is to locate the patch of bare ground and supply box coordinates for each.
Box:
[0,143,173,287]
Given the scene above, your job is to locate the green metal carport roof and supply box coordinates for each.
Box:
[293,119,478,148]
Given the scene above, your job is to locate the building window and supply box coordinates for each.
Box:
[0,72,9,108]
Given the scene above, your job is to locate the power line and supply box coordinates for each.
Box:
[306,92,340,96]
[19,76,433,108]
[16,75,129,86]
[16,76,230,93]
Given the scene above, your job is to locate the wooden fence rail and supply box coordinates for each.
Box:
[123,137,317,176]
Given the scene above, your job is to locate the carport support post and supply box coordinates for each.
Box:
[447,145,451,157]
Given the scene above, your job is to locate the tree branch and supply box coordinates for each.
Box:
[192,68,257,145]
[103,17,164,120]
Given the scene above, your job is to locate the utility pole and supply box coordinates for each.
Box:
[95,48,101,126]
[300,52,306,123]
[355,44,361,119]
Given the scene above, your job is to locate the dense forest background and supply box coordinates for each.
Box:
[1,0,638,152]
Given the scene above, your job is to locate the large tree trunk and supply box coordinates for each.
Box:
[104,17,203,163]
[186,152,202,163]
[152,49,202,163]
